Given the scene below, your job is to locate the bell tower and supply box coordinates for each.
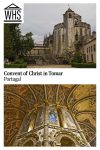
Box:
[63,8,75,52]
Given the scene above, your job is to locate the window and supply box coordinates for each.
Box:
[75,21,78,25]
[89,47,90,53]
[69,13,72,18]
[87,48,88,53]
[91,46,92,53]
[94,44,96,52]
[75,34,78,41]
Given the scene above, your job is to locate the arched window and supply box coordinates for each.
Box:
[60,136,75,146]
[69,13,72,18]
[75,21,78,25]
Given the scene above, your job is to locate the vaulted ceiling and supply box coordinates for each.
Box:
[4,84,96,146]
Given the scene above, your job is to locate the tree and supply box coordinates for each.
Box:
[72,52,83,63]
[9,24,21,56]
[4,24,21,61]
[25,32,34,52]
[20,32,34,56]
[4,24,34,63]
[4,24,16,61]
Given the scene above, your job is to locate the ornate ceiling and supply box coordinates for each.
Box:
[4,84,96,146]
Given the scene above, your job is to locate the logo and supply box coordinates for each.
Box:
[4,3,22,23]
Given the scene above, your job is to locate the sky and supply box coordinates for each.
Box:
[20,3,96,44]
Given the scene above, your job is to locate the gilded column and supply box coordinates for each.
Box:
[43,101,49,146]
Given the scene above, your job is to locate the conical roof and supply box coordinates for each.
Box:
[67,8,73,12]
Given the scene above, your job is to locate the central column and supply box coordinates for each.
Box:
[43,100,49,146]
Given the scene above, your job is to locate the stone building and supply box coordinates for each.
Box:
[44,8,96,63]
[82,31,96,63]
[27,44,50,56]
[53,23,65,56]
[44,34,53,54]
[54,8,91,55]
[4,84,96,146]
[26,44,50,65]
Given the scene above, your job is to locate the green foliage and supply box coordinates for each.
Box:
[71,63,96,68]
[4,24,21,61]
[4,63,27,68]
[14,58,25,64]
[72,52,83,63]
[20,32,34,56]
[4,24,16,61]
[4,24,34,64]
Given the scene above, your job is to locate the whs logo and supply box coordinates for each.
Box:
[4,3,22,23]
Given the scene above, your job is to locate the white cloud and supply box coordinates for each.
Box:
[21,3,96,43]
[33,34,44,44]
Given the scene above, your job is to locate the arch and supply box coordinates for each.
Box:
[75,110,96,117]
[5,91,28,108]
[60,136,75,146]
[78,121,96,133]
[66,85,79,104]
[13,132,39,146]
[71,95,96,112]
[54,131,79,146]
[23,140,34,146]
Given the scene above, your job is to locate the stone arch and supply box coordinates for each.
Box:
[60,136,75,146]
[22,137,42,146]
[23,139,34,146]
[14,132,39,146]
[54,131,79,146]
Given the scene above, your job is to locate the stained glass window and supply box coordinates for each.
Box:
[49,111,57,123]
